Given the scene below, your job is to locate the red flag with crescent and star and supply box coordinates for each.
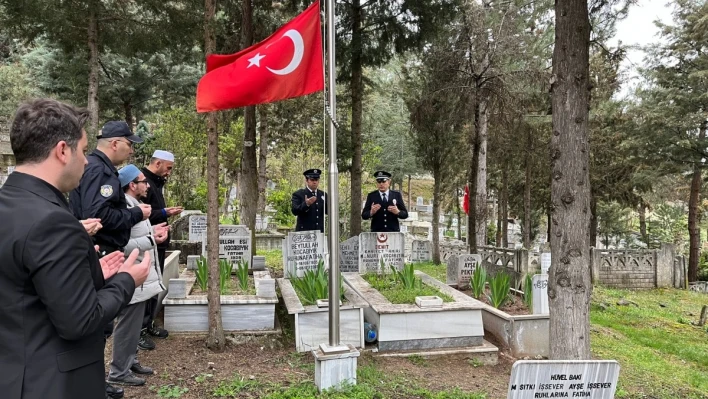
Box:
[196,1,323,112]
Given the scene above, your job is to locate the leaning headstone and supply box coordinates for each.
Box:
[446,254,459,284]
[457,254,481,290]
[203,225,252,267]
[532,274,549,315]
[189,214,208,242]
[339,236,359,273]
[252,255,266,271]
[186,255,200,270]
[540,252,551,274]
[283,230,326,278]
[411,240,433,262]
[358,232,405,273]
[507,360,620,399]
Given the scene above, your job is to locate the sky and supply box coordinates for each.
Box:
[608,0,674,97]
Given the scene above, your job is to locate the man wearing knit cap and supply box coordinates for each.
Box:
[140,150,182,345]
[107,164,168,387]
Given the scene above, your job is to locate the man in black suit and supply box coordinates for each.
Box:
[291,168,328,233]
[0,99,151,399]
[361,170,408,232]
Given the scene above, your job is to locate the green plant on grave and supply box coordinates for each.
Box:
[470,267,487,299]
[487,271,511,309]
[195,256,208,291]
[290,259,344,305]
[390,262,420,290]
[235,259,249,291]
[219,258,234,294]
[523,274,533,310]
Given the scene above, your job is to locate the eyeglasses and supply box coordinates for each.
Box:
[376,179,388,183]
[133,180,149,185]
[112,139,133,148]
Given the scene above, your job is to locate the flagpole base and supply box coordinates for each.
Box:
[312,344,360,392]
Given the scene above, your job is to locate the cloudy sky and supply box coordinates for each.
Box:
[608,0,675,97]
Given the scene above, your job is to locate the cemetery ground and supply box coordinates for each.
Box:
[106,254,708,399]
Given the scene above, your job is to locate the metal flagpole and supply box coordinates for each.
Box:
[325,0,340,347]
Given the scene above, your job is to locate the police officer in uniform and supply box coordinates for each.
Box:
[291,169,328,232]
[68,120,151,399]
[362,170,408,232]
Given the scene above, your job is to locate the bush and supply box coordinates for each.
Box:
[470,267,486,299]
[487,272,511,309]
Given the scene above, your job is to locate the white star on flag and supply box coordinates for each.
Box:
[247,53,266,68]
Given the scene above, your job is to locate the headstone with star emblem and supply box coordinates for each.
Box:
[358,232,405,273]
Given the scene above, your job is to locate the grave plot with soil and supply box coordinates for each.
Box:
[343,267,496,360]
[163,262,278,333]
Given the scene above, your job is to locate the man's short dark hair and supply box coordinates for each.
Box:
[10,99,89,165]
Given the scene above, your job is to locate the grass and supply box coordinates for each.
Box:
[191,275,256,295]
[362,272,454,304]
[590,286,708,399]
[261,249,284,275]
[410,261,446,282]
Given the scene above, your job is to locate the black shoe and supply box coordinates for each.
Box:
[107,373,146,386]
[138,331,156,351]
[130,362,154,375]
[147,323,169,339]
[106,384,124,399]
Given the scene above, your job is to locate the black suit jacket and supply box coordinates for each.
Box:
[361,189,408,232]
[0,172,136,399]
[291,188,328,232]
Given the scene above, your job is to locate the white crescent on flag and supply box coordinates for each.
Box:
[266,29,305,75]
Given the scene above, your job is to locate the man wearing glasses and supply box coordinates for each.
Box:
[68,121,151,399]
[291,168,328,233]
[362,170,408,232]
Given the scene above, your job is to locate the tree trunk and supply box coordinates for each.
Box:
[639,200,647,244]
[239,0,258,249]
[432,170,441,264]
[124,101,132,130]
[348,0,363,238]
[590,195,597,248]
[407,175,412,210]
[524,129,532,249]
[548,0,592,360]
[468,110,479,253]
[204,0,224,352]
[502,164,509,248]
[687,124,705,282]
[87,5,99,139]
[257,105,269,215]
[475,97,488,247]
[456,186,462,240]
[496,198,502,248]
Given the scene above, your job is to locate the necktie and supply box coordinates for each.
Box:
[382,193,387,204]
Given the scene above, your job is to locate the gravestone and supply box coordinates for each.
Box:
[283,230,326,278]
[358,232,405,273]
[507,360,620,399]
[457,254,481,289]
[446,254,459,284]
[411,240,432,262]
[202,225,252,267]
[532,274,549,315]
[339,236,359,273]
[541,252,551,274]
[416,196,424,206]
[189,215,207,242]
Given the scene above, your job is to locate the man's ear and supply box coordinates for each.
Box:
[55,141,69,164]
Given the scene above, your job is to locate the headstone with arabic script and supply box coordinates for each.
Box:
[457,254,482,290]
[532,274,549,315]
[283,230,326,278]
[358,232,405,273]
[189,215,207,242]
[202,225,252,267]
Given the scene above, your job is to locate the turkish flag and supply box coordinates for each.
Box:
[196,1,323,112]
[462,184,469,215]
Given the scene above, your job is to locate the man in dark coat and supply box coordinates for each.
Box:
[0,99,150,399]
[291,168,328,232]
[361,170,408,232]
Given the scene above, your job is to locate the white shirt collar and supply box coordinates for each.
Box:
[379,190,390,199]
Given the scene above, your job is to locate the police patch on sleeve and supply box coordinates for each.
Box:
[100,185,113,198]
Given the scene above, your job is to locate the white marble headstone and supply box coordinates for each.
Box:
[283,230,326,278]
[507,360,620,399]
[202,225,252,267]
[446,254,459,285]
[358,232,405,273]
[188,215,207,242]
[541,252,551,274]
[457,254,481,290]
[532,274,549,315]
[411,240,432,262]
[339,236,359,273]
